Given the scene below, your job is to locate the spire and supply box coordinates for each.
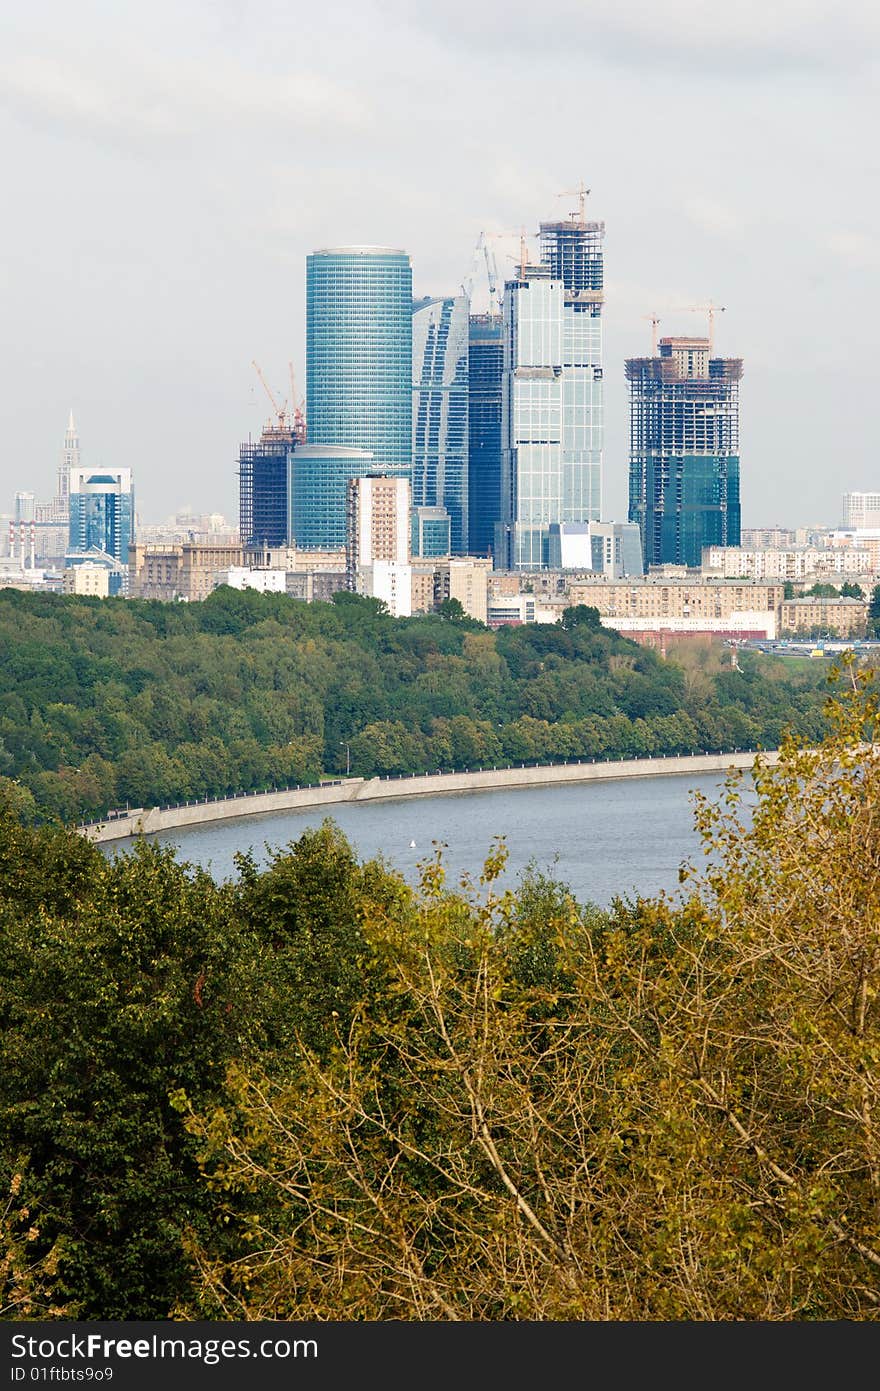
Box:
[67,408,75,434]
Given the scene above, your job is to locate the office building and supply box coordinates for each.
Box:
[289,445,375,551]
[412,295,469,552]
[239,423,294,550]
[412,505,451,558]
[497,202,604,569]
[627,336,742,569]
[306,247,412,475]
[68,467,134,564]
[467,313,503,557]
[842,493,880,529]
[129,542,244,602]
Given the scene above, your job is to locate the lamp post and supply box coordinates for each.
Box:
[340,741,351,776]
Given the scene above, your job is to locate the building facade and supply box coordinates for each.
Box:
[306,247,412,475]
[129,542,244,602]
[68,467,134,564]
[288,445,376,552]
[842,493,880,529]
[467,313,503,558]
[497,209,604,570]
[239,425,294,549]
[411,505,451,558]
[627,336,741,570]
[346,474,410,582]
[412,295,469,553]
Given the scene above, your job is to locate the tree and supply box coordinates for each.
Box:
[437,597,467,622]
[560,604,602,631]
[841,582,865,599]
[869,586,880,637]
[177,666,880,1320]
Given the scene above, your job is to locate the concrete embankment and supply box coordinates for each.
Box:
[79,749,780,845]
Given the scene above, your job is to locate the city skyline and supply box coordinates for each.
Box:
[1,1,878,528]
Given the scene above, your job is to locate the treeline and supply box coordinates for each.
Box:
[0,586,830,823]
[3,679,880,1320]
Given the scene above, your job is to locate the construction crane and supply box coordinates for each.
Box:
[251,360,289,432]
[558,180,590,222]
[288,362,306,443]
[642,312,662,356]
[461,231,502,314]
[674,303,726,352]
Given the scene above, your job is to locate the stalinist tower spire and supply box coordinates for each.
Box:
[59,409,80,502]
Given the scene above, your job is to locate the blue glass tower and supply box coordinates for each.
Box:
[497,211,604,570]
[68,468,134,564]
[467,313,503,558]
[627,337,742,569]
[306,247,412,475]
[412,295,469,553]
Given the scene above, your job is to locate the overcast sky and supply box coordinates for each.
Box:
[1,0,878,528]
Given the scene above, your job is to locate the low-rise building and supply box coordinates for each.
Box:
[780,596,868,638]
[63,562,110,597]
[129,542,244,601]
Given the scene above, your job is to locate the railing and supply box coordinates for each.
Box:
[80,748,765,832]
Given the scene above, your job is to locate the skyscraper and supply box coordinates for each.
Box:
[60,410,79,503]
[68,467,134,564]
[288,445,375,551]
[412,295,469,553]
[239,423,294,551]
[496,204,604,570]
[627,336,742,569]
[467,313,503,557]
[306,247,412,475]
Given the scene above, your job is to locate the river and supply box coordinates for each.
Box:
[105,771,749,907]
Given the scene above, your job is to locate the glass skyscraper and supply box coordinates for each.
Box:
[411,295,469,553]
[239,426,294,549]
[627,337,742,569]
[306,247,412,475]
[288,445,375,551]
[496,212,604,570]
[68,467,134,564]
[467,313,503,558]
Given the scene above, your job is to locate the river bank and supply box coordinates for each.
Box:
[80,749,778,844]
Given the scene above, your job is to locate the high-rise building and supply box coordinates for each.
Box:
[68,467,134,564]
[239,424,295,551]
[496,204,604,569]
[346,474,410,576]
[306,247,412,475]
[288,445,375,552]
[412,295,469,553]
[411,505,451,558]
[627,336,742,569]
[60,410,79,503]
[467,313,503,558]
[843,492,880,529]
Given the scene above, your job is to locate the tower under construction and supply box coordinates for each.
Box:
[239,422,295,551]
[627,336,742,570]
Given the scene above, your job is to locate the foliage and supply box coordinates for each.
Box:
[0,589,830,821]
[173,667,880,1320]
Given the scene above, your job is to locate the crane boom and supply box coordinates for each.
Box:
[251,360,288,432]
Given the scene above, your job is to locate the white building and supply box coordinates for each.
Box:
[356,559,412,617]
[217,567,287,594]
[842,493,880,529]
[702,545,872,579]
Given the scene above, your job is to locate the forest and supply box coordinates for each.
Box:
[0,586,830,824]
[2,671,880,1320]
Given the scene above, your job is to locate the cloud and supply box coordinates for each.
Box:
[0,44,372,152]
[388,0,880,75]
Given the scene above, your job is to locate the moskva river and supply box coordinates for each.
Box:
[105,771,749,908]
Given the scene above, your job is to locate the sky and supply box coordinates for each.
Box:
[1,0,878,529]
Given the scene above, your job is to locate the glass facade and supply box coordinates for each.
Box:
[68,470,134,564]
[288,445,375,551]
[306,247,412,475]
[411,505,451,558]
[412,295,469,553]
[239,429,293,549]
[627,343,742,569]
[497,218,604,570]
[467,313,503,558]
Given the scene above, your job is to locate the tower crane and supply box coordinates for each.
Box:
[642,312,661,356]
[674,302,726,352]
[557,180,590,222]
[461,231,502,314]
[288,361,306,443]
[251,360,289,432]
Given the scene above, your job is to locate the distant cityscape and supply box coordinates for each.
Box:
[4,190,879,646]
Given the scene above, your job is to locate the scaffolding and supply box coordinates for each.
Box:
[238,424,295,549]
